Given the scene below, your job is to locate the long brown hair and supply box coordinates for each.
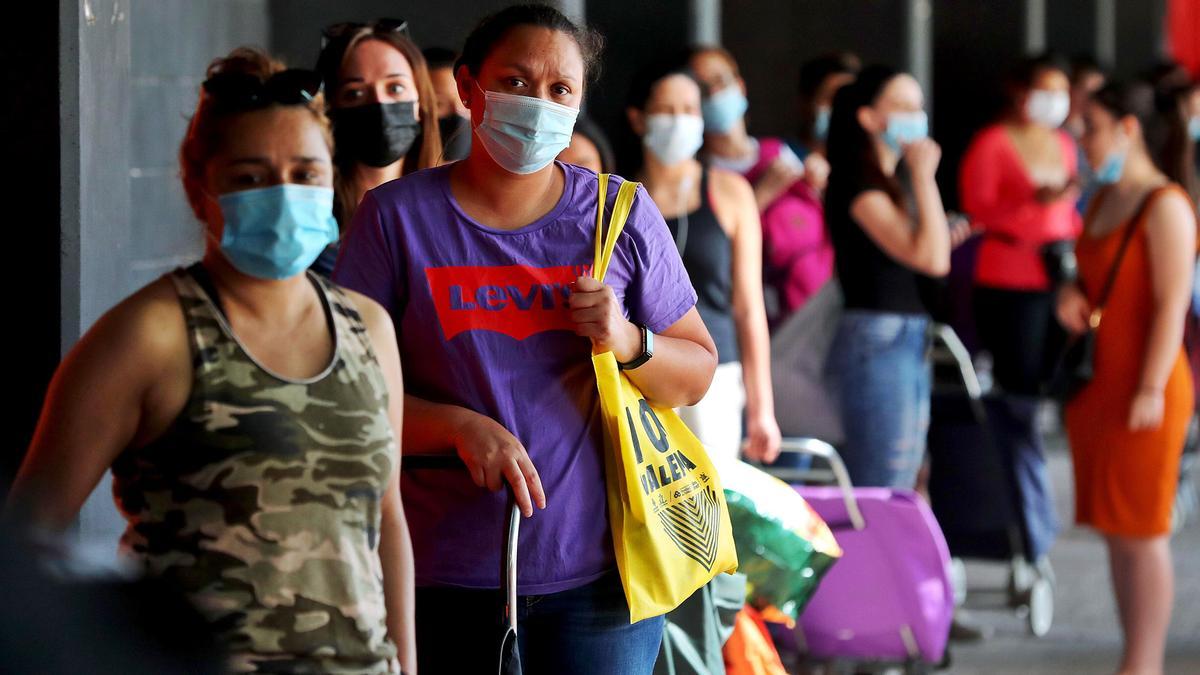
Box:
[318,28,442,226]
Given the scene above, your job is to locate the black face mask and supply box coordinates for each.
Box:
[330,101,420,168]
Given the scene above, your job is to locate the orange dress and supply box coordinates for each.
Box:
[1064,185,1194,537]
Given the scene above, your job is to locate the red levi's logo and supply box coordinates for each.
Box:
[425,264,591,340]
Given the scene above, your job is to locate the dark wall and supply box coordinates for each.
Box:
[269,0,515,71]
[1114,0,1168,79]
[4,1,60,494]
[1046,0,1098,62]
[1046,0,1167,77]
[722,0,909,141]
[932,0,1027,210]
[586,0,691,175]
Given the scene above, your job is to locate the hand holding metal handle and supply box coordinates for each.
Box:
[402,454,521,636]
[931,323,983,400]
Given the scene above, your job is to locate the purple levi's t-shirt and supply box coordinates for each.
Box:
[333,162,697,594]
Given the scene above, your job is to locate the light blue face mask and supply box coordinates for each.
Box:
[215,184,339,280]
[1189,115,1200,142]
[1093,149,1127,185]
[701,86,748,134]
[474,84,579,175]
[882,111,929,153]
[813,106,831,142]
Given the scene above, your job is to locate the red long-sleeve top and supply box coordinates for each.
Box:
[960,124,1082,291]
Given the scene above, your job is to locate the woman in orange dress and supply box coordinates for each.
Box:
[1058,81,1197,675]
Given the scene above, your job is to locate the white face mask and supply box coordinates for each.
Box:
[643,113,705,166]
[1026,89,1070,129]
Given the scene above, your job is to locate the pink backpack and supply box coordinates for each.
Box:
[745,138,834,323]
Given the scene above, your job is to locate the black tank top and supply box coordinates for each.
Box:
[664,169,739,363]
[826,171,928,315]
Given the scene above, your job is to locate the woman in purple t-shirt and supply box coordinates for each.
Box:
[333,5,716,674]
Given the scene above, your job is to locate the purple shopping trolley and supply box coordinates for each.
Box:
[763,439,954,673]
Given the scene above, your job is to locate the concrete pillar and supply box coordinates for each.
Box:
[907,0,934,108]
[1026,0,1047,53]
[554,0,587,26]
[689,0,720,46]
[1096,0,1116,68]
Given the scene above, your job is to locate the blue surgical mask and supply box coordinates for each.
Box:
[1189,115,1200,142]
[643,113,705,165]
[474,84,578,175]
[882,111,929,153]
[1094,149,1127,185]
[813,106,831,141]
[701,86,748,134]
[215,184,338,280]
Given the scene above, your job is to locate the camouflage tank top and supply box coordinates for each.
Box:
[111,265,398,674]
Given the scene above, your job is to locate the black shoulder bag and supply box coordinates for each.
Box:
[1046,189,1162,401]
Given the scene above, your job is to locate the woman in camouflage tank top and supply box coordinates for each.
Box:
[8,48,415,674]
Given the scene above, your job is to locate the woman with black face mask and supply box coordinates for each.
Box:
[312,19,443,276]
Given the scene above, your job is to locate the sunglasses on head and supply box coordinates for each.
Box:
[202,69,323,114]
[321,17,409,47]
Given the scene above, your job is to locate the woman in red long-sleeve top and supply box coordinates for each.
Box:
[959,57,1081,564]
[961,55,1083,396]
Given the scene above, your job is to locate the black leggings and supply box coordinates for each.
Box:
[973,286,1066,397]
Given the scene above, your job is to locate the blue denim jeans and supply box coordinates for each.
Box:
[826,310,931,488]
[415,570,664,674]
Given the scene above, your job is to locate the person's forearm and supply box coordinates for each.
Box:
[380,505,417,673]
[966,196,1046,239]
[733,302,774,420]
[622,332,717,408]
[912,174,951,274]
[1137,304,1188,393]
[401,394,477,455]
[754,180,787,212]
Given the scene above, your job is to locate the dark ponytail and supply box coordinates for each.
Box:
[826,64,906,208]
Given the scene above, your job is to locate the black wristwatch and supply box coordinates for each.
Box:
[618,324,654,370]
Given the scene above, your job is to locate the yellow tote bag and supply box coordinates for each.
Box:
[591,174,738,624]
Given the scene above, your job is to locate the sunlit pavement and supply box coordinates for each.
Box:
[948,438,1200,674]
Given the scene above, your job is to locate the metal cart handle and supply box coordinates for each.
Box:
[767,438,866,531]
[932,323,984,400]
[402,454,521,635]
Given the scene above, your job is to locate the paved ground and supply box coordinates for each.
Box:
[948,441,1200,674]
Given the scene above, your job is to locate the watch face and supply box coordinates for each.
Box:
[644,327,654,357]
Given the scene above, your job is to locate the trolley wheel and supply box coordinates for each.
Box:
[949,557,967,608]
[1026,575,1054,637]
[1035,555,1057,589]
